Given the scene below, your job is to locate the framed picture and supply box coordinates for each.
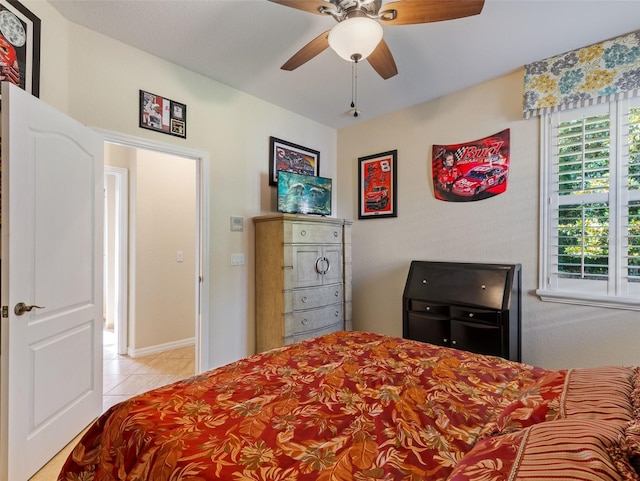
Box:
[358,150,397,219]
[269,136,320,186]
[139,90,187,138]
[0,0,41,99]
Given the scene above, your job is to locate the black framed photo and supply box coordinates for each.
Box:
[269,136,320,186]
[139,90,187,138]
[0,0,41,99]
[358,150,397,219]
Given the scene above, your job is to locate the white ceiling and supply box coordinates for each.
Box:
[48,0,640,129]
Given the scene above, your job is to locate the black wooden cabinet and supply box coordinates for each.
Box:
[403,261,522,361]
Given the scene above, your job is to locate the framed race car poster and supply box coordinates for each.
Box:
[269,136,320,186]
[0,0,41,99]
[432,129,510,202]
[358,150,397,219]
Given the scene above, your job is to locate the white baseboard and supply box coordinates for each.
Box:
[127,337,195,358]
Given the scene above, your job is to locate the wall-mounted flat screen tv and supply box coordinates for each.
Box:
[277,171,332,216]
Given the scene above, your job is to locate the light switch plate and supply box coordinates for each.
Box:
[230,253,246,266]
[230,216,244,232]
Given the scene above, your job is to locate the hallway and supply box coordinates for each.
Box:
[102,329,195,411]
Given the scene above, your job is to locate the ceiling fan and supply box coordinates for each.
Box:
[269,0,486,80]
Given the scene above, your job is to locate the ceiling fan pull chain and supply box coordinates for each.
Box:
[351,60,355,109]
[352,58,359,118]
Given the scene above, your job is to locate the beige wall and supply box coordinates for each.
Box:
[337,70,640,370]
[27,1,337,369]
[134,150,196,351]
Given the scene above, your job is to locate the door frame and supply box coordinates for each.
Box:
[97,129,210,373]
[104,166,129,355]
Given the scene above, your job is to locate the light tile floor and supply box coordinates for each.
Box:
[30,330,195,481]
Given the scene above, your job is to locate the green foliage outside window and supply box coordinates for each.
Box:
[556,110,640,282]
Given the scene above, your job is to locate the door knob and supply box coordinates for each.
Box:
[14,302,45,316]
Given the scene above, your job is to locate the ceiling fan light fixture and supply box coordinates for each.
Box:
[328,17,383,62]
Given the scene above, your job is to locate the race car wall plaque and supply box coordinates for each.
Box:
[358,150,397,219]
[432,129,510,202]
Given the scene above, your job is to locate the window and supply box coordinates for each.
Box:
[538,98,640,309]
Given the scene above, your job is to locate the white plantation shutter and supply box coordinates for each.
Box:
[538,98,640,308]
[630,200,640,283]
[627,105,640,285]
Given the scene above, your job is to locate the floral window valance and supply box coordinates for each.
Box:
[523,30,640,118]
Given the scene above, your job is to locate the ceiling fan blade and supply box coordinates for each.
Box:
[268,0,333,16]
[380,0,485,25]
[367,39,398,79]
[281,30,330,71]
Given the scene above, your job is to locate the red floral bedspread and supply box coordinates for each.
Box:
[58,331,640,481]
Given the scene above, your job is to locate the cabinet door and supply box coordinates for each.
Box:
[451,320,502,358]
[322,245,343,285]
[292,245,324,288]
[292,245,343,288]
[406,312,450,347]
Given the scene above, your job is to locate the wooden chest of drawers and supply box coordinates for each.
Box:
[254,213,352,352]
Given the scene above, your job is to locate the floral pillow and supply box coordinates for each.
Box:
[484,366,638,438]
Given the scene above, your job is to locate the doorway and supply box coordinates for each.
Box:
[104,166,128,355]
[99,129,210,374]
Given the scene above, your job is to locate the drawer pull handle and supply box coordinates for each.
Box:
[425,306,431,311]
[334,291,339,297]
[335,310,340,317]
[452,340,457,345]
[302,318,309,325]
[334,231,338,237]
[481,284,486,290]
[443,338,448,343]
[468,313,474,318]
[301,296,308,303]
[422,279,427,284]
[315,256,330,275]
[301,229,307,236]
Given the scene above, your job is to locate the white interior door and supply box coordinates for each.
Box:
[0,82,103,481]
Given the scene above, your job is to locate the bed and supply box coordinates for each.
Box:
[58,331,640,481]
